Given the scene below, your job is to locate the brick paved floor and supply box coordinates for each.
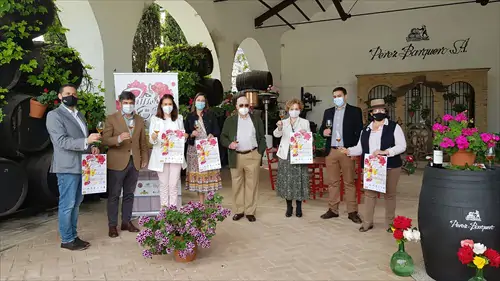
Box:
[0,167,424,280]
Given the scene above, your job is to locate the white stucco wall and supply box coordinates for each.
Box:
[280,1,500,132]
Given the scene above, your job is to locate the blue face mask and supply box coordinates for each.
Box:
[334,97,345,107]
[195,101,205,110]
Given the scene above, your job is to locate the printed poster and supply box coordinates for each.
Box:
[135,180,160,197]
[289,131,313,164]
[160,129,185,164]
[81,154,107,195]
[363,154,388,193]
[195,138,222,172]
[114,73,179,129]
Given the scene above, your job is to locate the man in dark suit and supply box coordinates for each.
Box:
[319,87,363,223]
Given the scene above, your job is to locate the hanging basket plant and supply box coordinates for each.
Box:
[420,107,431,121]
[452,103,468,114]
[443,92,459,105]
[384,94,397,106]
[407,100,421,118]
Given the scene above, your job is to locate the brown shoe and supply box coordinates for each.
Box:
[246,215,256,222]
[108,226,119,238]
[348,212,362,224]
[121,221,140,232]
[320,209,339,219]
[232,213,244,221]
[359,225,374,232]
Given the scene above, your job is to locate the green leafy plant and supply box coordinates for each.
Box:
[443,92,459,102]
[136,192,231,259]
[452,103,467,113]
[420,107,430,121]
[148,43,208,73]
[161,11,187,46]
[77,85,106,131]
[36,88,59,108]
[448,163,483,171]
[384,94,397,106]
[313,132,326,150]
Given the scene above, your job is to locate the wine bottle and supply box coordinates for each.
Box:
[433,147,443,168]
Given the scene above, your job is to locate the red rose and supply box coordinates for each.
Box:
[393,229,404,240]
[457,245,474,265]
[484,249,500,268]
[393,216,412,230]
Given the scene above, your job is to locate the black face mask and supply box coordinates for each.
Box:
[62,95,78,107]
[372,113,386,121]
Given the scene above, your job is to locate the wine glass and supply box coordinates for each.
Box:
[326,120,332,129]
[128,119,135,130]
[278,109,286,120]
[194,120,200,130]
[485,147,495,169]
[335,131,342,143]
[96,121,104,134]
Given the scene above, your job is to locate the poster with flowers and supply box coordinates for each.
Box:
[195,138,221,172]
[114,73,178,129]
[160,129,185,164]
[81,154,107,195]
[363,154,387,193]
[289,131,313,164]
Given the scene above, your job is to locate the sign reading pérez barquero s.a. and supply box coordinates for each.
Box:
[368,25,470,60]
[449,210,495,232]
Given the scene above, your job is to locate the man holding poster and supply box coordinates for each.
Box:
[102,91,149,238]
[340,99,407,233]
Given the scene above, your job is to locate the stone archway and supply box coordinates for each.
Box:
[237,37,268,71]
[156,0,221,79]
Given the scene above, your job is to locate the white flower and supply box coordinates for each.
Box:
[411,230,421,242]
[403,229,413,241]
[473,243,487,255]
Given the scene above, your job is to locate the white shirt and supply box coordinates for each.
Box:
[147,115,187,172]
[273,117,311,160]
[348,118,407,157]
[62,105,88,149]
[236,115,257,151]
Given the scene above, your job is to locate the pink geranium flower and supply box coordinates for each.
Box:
[455,135,470,150]
[461,128,478,137]
[440,137,455,148]
[454,112,468,122]
[432,123,449,133]
[443,114,454,122]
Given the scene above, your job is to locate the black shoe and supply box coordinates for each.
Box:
[74,237,90,247]
[61,241,88,251]
[285,200,293,217]
[320,209,339,219]
[232,213,244,221]
[359,225,374,232]
[348,212,362,224]
[295,200,303,218]
[246,215,256,222]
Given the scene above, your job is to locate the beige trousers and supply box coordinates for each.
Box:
[362,167,402,228]
[230,150,261,215]
[325,149,357,213]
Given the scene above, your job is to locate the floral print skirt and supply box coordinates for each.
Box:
[185,144,222,193]
[276,157,309,201]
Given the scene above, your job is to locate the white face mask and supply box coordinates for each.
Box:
[162,105,173,114]
[238,107,249,116]
[334,97,345,107]
[122,104,135,114]
[289,110,300,118]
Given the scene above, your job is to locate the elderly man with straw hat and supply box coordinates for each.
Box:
[340,98,407,232]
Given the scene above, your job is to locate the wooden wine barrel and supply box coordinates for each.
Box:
[12,42,84,94]
[22,151,59,207]
[236,70,273,92]
[418,167,500,281]
[196,78,223,106]
[158,46,213,76]
[0,60,22,90]
[0,94,51,159]
[0,158,28,217]
[0,0,56,39]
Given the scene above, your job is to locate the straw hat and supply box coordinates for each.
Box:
[369,99,387,111]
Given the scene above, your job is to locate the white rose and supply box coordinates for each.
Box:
[473,243,487,255]
[403,229,413,241]
[411,230,421,241]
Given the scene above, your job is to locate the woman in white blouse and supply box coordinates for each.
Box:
[148,94,188,207]
[273,98,311,218]
[340,99,406,232]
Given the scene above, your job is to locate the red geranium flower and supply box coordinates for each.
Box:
[189,98,194,105]
[53,100,59,105]
[43,88,48,93]
[393,216,412,230]
[393,229,404,240]
[457,245,474,265]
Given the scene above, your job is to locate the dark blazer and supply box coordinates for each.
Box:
[319,104,363,156]
[220,113,267,169]
[185,110,220,146]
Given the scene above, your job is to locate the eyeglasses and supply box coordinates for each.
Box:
[238,104,250,108]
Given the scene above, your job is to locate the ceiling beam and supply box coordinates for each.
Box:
[332,0,351,21]
[255,0,297,28]
[315,0,326,12]
[292,2,310,21]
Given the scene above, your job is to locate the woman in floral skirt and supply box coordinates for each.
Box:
[185,93,222,203]
[273,99,311,217]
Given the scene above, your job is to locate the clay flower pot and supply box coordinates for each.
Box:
[173,236,197,263]
[29,98,48,118]
[450,150,476,166]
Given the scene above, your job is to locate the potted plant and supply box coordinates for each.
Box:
[388,216,421,277]
[30,88,59,118]
[443,92,459,105]
[432,111,499,166]
[313,132,326,157]
[77,85,106,131]
[384,94,397,107]
[407,100,421,118]
[457,239,500,281]
[136,192,231,262]
[420,107,431,122]
[453,103,468,114]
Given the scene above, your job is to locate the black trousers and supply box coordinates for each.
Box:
[107,158,139,227]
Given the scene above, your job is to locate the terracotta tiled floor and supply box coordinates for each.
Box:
[0,167,424,280]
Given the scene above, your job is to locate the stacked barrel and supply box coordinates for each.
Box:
[0,0,84,217]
